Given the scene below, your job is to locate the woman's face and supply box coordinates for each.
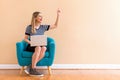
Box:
[35,14,43,23]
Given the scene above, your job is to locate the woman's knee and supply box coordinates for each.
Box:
[41,46,47,51]
[40,47,46,56]
[35,46,41,53]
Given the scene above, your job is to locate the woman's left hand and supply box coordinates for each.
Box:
[57,9,61,16]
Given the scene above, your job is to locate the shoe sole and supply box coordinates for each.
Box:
[29,74,44,77]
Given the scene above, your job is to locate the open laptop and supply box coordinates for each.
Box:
[30,35,47,47]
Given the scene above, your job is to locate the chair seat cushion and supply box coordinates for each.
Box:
[22,51,49,58]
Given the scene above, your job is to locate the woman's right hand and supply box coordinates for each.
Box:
[29,41,31,44]
[24,35,31,44]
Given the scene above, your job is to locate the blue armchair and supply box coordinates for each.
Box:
[16,37,56,75]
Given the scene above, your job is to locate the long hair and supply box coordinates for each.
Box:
[31,11,40,33]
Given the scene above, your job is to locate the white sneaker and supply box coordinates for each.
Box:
[24,65,31,74]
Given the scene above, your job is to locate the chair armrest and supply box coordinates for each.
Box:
[16,42,24,59]
[16,42,24,52]
[48,41,56,59]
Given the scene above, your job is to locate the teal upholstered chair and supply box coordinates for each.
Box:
[16,37,56,75]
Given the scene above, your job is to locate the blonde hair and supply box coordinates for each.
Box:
[31,11,40,33]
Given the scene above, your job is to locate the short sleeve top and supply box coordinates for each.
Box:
[25,25,50,36]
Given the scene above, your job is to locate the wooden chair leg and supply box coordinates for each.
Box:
[47,66,52,75]
[20,66,24,75]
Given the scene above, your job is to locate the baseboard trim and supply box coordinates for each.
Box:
[0,64,120,69]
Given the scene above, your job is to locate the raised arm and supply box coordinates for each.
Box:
[49,9,61,29]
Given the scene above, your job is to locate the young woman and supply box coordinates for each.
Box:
[24,9,60,76]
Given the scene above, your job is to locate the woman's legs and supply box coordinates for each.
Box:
[32,46,46,69]
[37,46,47,62]
[25,46,45,76]
[32,46,41,69]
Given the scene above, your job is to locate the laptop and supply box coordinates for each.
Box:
[30,35,47,47]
